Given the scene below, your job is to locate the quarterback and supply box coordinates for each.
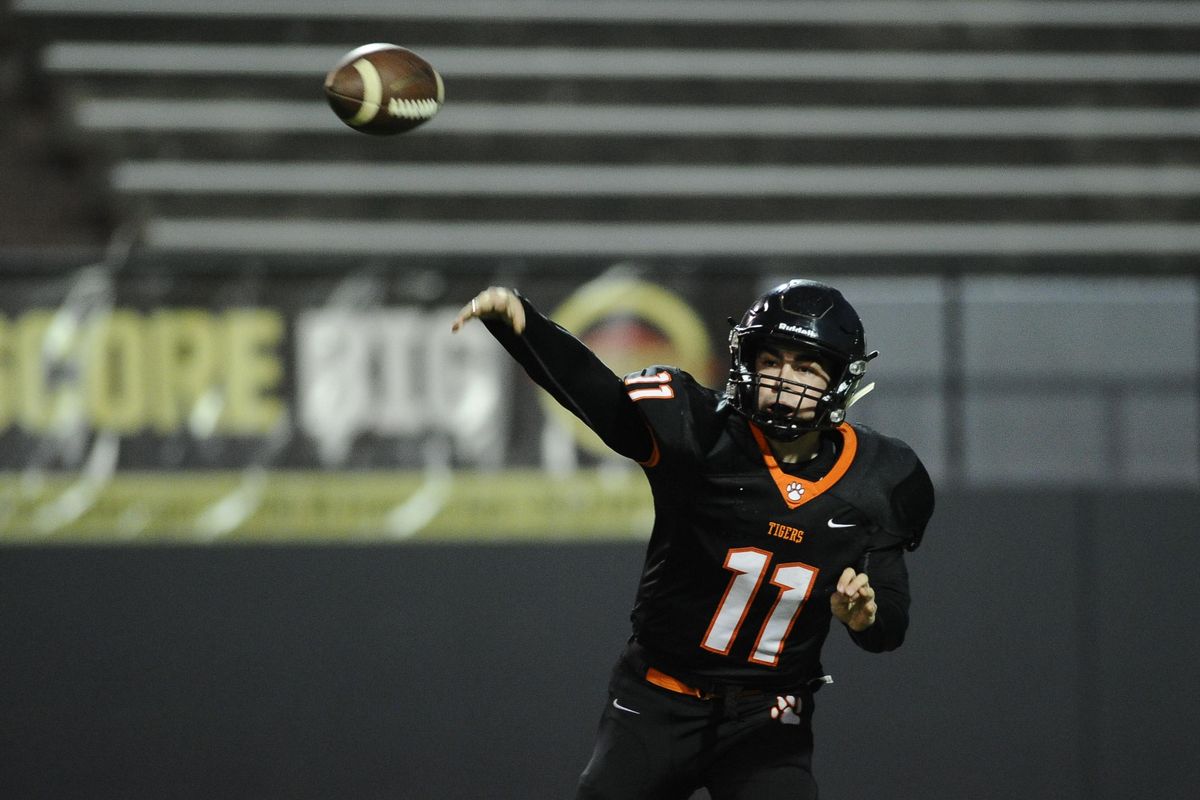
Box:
[452,279,934,799]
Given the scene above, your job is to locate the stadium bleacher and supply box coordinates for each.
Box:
[0,7,111,251]
[8,0,1200,267]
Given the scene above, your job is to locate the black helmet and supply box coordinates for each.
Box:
[726,279,876,440]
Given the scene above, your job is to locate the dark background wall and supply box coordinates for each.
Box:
[3,488,1198,800]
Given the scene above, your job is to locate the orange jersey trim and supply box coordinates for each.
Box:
[749,422,858,509]
[638,427,661,468]
[645,667,708,699]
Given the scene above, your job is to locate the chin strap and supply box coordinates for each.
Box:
[845,381,876,409]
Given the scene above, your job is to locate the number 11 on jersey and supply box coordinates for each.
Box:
[701,547,819,667]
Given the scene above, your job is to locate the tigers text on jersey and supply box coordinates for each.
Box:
[622,366,932,691]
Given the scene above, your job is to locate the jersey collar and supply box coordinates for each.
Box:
[748,422,858,509]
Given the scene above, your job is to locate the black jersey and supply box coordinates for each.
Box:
[623,366,932,690]
[483,296,934,691]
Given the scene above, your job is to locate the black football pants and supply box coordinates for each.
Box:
[575,658,818,800]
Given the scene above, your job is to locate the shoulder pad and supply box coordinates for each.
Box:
[891,458,934,551]
[622,365,682,401]
[840,425,935,551]
[621,366,723,466]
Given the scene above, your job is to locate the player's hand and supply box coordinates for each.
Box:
[450,286,526,334]
[830,567,877,631]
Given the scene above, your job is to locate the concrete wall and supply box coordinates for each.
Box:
[3,489,1198,799]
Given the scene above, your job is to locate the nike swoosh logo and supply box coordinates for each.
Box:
[612,698,641,715]
[827,518,856,528]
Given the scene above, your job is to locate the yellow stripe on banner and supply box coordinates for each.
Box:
[0,470,654,543]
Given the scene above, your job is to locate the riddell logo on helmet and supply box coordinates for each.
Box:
[775,323,816,338]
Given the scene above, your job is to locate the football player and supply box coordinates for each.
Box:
[451,279,934,800]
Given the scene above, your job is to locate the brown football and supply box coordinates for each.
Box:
[323,44,444,135]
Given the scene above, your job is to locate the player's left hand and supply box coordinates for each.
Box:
[830,567,877,631]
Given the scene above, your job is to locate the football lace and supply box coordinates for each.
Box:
[387,98,440,120]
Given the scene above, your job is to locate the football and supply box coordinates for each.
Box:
[323,43,444,135]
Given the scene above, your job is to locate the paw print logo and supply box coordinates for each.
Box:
[785,482,805,502]
[770,695,802,725]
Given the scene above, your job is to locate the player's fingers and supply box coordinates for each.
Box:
[482,287,525,334]
[451,287,521,333]
[847,573,872,598]
[836,567,857,595]
[450,290,493,331]
[479,286,515,318]
[839,572,871,599]
[844,590,877,625]
[829,592,849,621]
[831,591,874,628]
[507,291,526,334]
[450,295,480,332]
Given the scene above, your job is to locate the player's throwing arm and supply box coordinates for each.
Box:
[451,286,526,334]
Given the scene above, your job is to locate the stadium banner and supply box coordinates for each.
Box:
[0,261,760,542]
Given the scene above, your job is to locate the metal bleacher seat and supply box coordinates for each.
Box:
[11,0,1200,267]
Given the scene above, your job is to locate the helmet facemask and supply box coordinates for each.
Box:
[724,280,876,441]
[727,334,870,440]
